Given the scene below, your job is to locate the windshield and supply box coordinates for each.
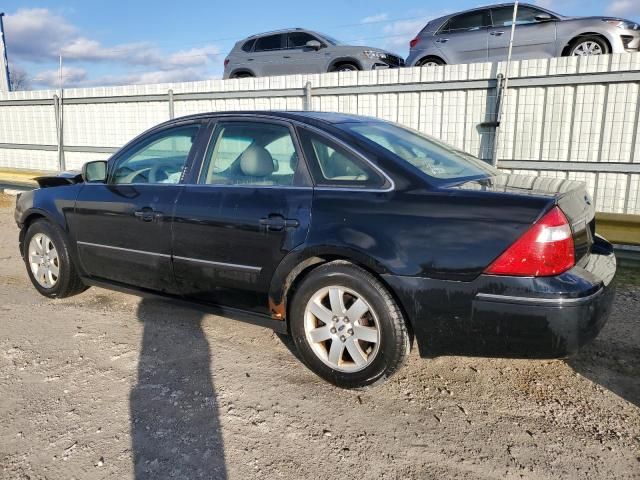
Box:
[319,33,345,46]
[340,121,498,182]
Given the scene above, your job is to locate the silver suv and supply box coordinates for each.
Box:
[406,3,640,67]
[223,28,404,79]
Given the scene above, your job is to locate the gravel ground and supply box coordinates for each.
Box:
[0,193,639,480]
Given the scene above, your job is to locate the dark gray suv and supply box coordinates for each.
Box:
[223,28,404,79]
[407,2,640,67]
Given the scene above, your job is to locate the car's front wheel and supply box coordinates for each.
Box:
[569,36,609,56]
[23,219,88,299]
[290,261,410,388]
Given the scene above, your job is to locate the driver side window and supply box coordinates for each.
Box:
[110,125,200,185]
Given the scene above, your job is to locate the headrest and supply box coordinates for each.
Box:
[240,144,274,177]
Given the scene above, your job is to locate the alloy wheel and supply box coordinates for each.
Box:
[28,233,60,288]
[571,41,604,56]
[303,286,380,373]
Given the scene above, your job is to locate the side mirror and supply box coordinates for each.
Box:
[305,40,322,50]
[534,13,553,22]
[82,160,107,183]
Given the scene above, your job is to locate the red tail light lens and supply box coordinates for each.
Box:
[409,37,419,49]
[224,58,229,68]
[485,207,575,277]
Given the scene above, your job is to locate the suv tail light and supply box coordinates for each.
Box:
[224,58,229,68]
[485,207,575,277]
[409,37,419,49]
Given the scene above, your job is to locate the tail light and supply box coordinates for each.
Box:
[224,58,229,68]
[409,37,419,49]
[485,207,575,277]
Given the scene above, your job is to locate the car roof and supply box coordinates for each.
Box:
[161,111,378,128]
[243,28,314,40]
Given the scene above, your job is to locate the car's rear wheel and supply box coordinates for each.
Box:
[417,56,445,67]
[330,63,359,73]
[24,219,87,299]
[290,261,410,388]
[231,72,253,79]
[569,36,609,56]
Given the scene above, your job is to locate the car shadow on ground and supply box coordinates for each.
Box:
[130,298,227,479]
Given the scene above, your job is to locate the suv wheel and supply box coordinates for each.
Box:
[417,57,445,67]
[23,219,88,299]
[232,72,253,79]
[290,261,410,388]
[569,36,609,56]
[330,63,359,73]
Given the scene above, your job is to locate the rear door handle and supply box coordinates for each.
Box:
[490,31,505,36]
[435,38,449,43]
[134,207,163,223]
[259,214,299,232]
[283,55,291,59]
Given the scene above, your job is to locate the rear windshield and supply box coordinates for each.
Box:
[339,121,498,182]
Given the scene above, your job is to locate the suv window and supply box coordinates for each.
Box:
[254,34,283,52]
[110,125,200,184]
[491,6,552,27]
[199,122,304,187]
[241,39,256,52]
[287,32,319,49]
[298,128,385,188]
[441,10,490,33]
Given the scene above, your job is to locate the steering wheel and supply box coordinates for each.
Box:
[148,162,170,183]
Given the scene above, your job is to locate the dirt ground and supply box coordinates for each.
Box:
[0,193,638,480]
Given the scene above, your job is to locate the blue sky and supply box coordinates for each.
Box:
[2,0,639,89]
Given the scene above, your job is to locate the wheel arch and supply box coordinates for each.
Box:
[327,57,363,72]
[415,55,446,66]
[229,68,255,78]
[561,32,612,56]
[18,209,55,256]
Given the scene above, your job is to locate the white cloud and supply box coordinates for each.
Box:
[381,18,430,53]
[607,0,640,17]
[4,8,221,88]
[31,66,88,88]
[361,13,389,24]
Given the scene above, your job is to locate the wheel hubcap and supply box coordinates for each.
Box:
[572,41,603,56]
[304,286,380,373]
[28,233,59,288]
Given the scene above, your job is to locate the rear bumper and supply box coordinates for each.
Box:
[383,235,616,359]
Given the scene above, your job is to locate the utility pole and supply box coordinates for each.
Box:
[0,13,11,92]
[57,54,66,171]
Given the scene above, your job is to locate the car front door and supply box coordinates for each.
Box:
[70,122,207,293]
[172,119,313,315]
[282,32,326,73]
[434,10,491,64]
[488,6,558,61]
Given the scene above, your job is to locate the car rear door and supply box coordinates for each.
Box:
[434,10,490,64]
[69,121,207,293]
[488,6,557,61]
[282,32,326,73]
[171,118,313,314]
[252,34,286,76]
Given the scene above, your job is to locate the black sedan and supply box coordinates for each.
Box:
[14,111,616,388]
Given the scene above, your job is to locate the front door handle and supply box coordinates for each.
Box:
[490,31,505,36]
[134,207,163,223]
[283,55,291,59]
[259,214,300,232]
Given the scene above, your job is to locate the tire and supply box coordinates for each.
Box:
[568,36,609,57]
[289,261,410,388]
[330,63,359,73]
[232,72,253,79]
[23,219,88,299]
[417,57,445,67]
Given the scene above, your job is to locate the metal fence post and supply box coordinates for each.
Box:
[304,82,312,111]
[168,89,175,119]
[53,94,66,171]
[491,73,505,167]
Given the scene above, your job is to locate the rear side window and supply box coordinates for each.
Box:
[241,39,256,52]
[254,34,283,52]
[287,32,319,49]
[298,128,385,189]
[441,10,490,33]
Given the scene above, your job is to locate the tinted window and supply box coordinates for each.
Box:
[254,34,283,51]
[340,121,497,182]
[491,6,552,27]
[287,32,319,49]
[298,129,384,188]
[199,122,302,186]
[111,125,200,184]
[442,10,489,33]
[241,39,256,52]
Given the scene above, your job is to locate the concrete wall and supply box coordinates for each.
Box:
[1,53,639,214]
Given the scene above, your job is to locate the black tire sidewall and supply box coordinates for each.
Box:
[290,265,406,388]
[570,36,608,56]
[23,220,75,298]
[331,64,358,72]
